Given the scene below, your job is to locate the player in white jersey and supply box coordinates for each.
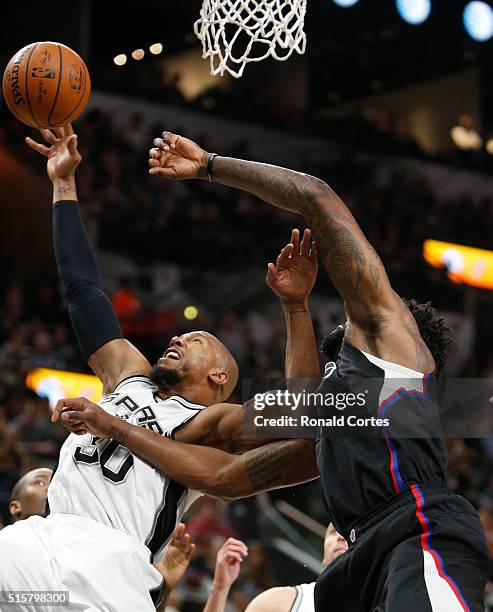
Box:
[0,125,319,611]
[244,524,348,612]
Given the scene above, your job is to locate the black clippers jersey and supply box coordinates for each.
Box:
[316,341,447,538]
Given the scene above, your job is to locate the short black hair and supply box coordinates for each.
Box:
[402,298,455,375]
[320,300,455,375]
[320,325,346,363]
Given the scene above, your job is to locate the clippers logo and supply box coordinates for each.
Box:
[69,65,83,93]
[323,362,337,379]
[31,67,56,79]
[8,46,32,105]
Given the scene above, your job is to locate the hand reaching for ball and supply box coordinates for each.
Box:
[25,124,81,182]
[149,131,209,180]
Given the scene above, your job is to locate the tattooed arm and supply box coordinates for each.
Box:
[149,133,434,371]
[54,396,319,500]
[149,132,393,326]
[112,428,318,500]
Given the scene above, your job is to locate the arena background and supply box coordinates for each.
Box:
[1,1,493,610]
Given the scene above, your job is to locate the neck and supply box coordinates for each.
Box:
[157,383,217,407]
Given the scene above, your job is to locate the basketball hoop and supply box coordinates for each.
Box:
[194,0,307,78]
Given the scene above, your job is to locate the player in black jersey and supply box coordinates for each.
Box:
[146,132,488,611]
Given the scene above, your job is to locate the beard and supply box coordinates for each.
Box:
[149,364,183,391]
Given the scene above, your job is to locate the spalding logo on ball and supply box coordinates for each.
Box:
[2,42,91,128]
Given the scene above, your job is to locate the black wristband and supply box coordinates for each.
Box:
[207,153,218,182]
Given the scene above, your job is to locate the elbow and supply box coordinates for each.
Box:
[311,180,339,209]
[202,465,242,501]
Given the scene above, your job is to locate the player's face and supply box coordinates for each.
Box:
[322,523,348,565]
[157,332,220,382]
[11,468,52,521]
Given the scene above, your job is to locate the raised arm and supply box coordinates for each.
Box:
[26,126,150,394]
[53,398,319,500]
[148,133,394,326]
[149,133,434,371]
[171,229,320,451]
[266,228,320,384]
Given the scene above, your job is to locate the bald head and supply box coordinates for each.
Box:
[10,468,52,521]
[152,330,239,405]
[204,332,239,400]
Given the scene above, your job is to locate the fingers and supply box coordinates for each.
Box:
[182,532,195,556]
[51,399,65,422]
[61,411,87,424]
[25,137,50,157]
[148,167,176,178]
[309,240,318,261]
[64,123,74,136]
[162,131,179,149]
[172,522,186,543]
[53,127,65,138]
[300,228,312,256]
[266,262,278,286]
[39,128,57,145]
[153,138,170,152]
[221,538,248,557]
[225,551,243,565]
[66,134,78,155]
[52,397,90,423]
[276,243,294,267]
[149,147,161,160]
[291,228,300,253]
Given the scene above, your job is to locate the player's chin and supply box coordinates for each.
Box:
[149,363,183,388]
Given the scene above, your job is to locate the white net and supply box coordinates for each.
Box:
[194,0,307,78]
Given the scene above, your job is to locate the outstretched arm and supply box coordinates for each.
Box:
[149,133,434,371]
[53,398,319,500]
[26,126,150,394]
[148,133,393,326]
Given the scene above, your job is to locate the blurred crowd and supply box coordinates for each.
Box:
[1,106,493,608]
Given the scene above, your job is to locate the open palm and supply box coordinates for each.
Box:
[267,229,318,304]
[25,124,81,181]
[155,523,195,588]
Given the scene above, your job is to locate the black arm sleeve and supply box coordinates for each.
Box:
[53,200,123,360]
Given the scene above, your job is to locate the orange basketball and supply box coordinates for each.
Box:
[2,42,91,129]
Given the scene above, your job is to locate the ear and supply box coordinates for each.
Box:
[209,370,228,388]
[9,500,22,521]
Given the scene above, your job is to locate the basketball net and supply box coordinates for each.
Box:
[194,0,307,78]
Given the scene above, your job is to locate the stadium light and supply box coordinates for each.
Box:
[463,1,493,41]
[487,139,493,155]
[396,0,431,25]
[113,54,127,66]
[149,43,163,55]
[332,0,359,7]
[184,306,199,320]
[131,48,145,61]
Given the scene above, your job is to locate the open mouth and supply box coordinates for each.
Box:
[163,349,181,361]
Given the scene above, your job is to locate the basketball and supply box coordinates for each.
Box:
[2,42,91,129]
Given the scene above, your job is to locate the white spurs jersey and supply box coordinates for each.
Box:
[48,375,204,560]
[291,582,315,612]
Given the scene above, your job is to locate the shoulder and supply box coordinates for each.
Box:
[165,395,205,412]
[109,374,157,395]
[246,586,298,612]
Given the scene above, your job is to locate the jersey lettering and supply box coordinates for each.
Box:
[73,436,134,483]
